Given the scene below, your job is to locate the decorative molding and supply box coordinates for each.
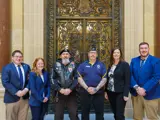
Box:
[46,0,55,72]
[113,0,120,48]
[57,0,112,17]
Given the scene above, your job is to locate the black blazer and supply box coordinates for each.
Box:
[105,61,130,97]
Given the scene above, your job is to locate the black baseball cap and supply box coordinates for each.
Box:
[88,47,97,52]
[59,49,70,55]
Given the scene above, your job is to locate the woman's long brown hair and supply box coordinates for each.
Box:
[109,47,124,67]
[31,57,45,75]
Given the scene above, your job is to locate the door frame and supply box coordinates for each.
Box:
[44,0,124,113]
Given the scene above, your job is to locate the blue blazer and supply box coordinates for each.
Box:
[29,71,50,106]
[1,62,30,103]
[130,55,160,100]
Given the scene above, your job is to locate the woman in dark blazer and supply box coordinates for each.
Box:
[105,48,130,120]
[29,57,50,120]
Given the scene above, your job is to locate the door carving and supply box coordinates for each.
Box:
[46,0,123,113]
[56,20,112,65]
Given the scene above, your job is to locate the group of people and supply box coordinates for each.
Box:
[1,50,50,120]
[1,41,160,120]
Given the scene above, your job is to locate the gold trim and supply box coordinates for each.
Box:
[77,71,83,78]
[102,72,107,78]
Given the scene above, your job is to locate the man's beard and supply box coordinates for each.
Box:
[141,52,149,58]
[62,58,70,65]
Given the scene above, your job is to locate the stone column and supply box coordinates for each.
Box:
[155,0,160,115]
[0,1,10,119]
[124,0,144,118]
[155,0,160,57]
[24,0,44,65]
[0,0,10,71]
[144,0,155,55]
[11,0,23,52]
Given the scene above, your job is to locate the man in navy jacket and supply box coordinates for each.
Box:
[1,50,30,120]
[77,47,107,120]
[130,42,160,120]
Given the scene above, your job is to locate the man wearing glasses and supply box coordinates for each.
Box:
[77,47,107,120]
[1,50,30,120]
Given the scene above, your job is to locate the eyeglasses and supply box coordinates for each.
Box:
[13,56,23,58]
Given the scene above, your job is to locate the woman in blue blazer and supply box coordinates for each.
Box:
[29,58,50,120]
[105,48,130,120]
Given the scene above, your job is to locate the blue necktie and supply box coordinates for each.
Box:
[140,60,145,68]
[18,65,23,88]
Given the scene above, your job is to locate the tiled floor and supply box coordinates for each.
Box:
[44,113,133,120]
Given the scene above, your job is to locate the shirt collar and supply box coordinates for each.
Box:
[13,63,22,67]
[140,55,149,62]
[87,60,98,66]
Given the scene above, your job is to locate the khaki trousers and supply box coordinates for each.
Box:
[132,95,160,120]
[6,98,29,120]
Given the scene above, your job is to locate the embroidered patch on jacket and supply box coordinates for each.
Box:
[85,66,90,67]
[97,65,101,69]
[68,67,73,72]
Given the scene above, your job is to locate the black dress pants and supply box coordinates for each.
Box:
[107,90,126,120]
[54,91,79,120]
[80,92,104,120]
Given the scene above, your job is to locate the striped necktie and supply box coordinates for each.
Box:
[140,60,145,68]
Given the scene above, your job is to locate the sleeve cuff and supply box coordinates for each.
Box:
[133,85,139,90]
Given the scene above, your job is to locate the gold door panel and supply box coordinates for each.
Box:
[56,20,112,65]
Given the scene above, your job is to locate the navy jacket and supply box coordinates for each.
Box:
[1,62,30,103]
[130,55,160,100]
[77,60,107,92]
[29,71,50,106]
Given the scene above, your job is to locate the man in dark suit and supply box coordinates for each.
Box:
[1,50,30,120]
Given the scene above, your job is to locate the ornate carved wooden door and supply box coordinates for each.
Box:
[46,0,123,113]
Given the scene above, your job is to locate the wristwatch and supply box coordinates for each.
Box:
[94,88,98,92]
[133,85,139,90]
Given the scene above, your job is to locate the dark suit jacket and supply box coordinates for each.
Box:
[105,61,130,97]
[29,71,50,106]
[1,62,30,103]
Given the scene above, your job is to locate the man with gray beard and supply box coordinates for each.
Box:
[51,49,79,120]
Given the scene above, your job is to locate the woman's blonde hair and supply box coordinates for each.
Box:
[31,57,45,75]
